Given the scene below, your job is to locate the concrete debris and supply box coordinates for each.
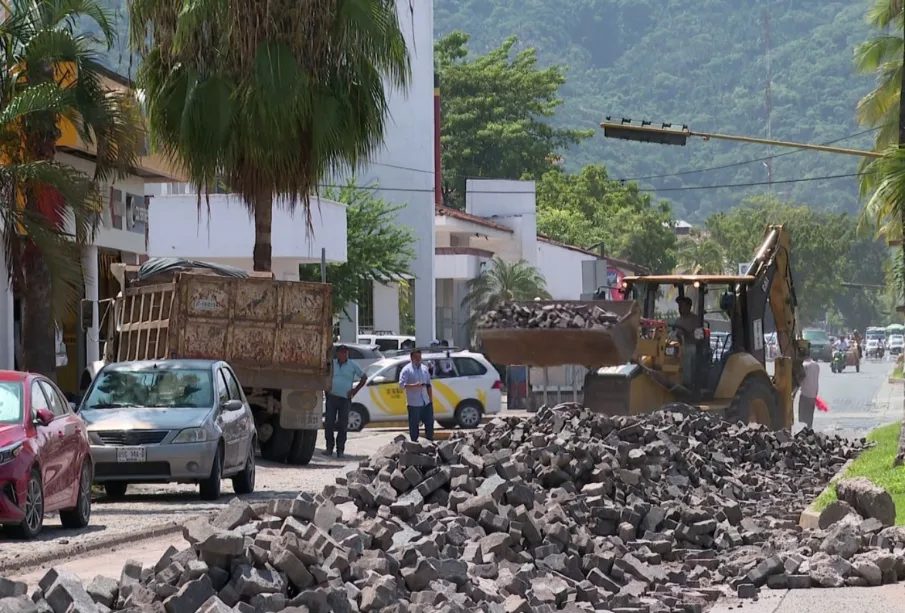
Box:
[2,403,895,613]
[478,303,620,329]
[836,477,897,527]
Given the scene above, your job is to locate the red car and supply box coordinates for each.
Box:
[0,371,93,539]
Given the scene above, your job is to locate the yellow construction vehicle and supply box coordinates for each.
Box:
[479,225,809,428]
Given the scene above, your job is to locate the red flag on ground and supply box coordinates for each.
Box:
[815,396,829,413]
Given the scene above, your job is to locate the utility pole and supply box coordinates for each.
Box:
[895,2,905,467]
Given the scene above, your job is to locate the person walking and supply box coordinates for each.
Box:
[799,350,820,429]
[323,345,367,458]
[399,348,434,441]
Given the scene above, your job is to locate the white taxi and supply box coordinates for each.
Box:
[347,350,502,431]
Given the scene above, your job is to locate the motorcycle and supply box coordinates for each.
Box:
[831,349,846,373]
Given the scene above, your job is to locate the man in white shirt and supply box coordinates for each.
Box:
[799,351,820,429]
[399,349,434,441]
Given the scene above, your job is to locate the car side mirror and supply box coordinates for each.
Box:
[369,375,387,385]
[35,408,54,426]
[221,399,244,412]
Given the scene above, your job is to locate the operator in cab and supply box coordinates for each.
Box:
[674,296,699,343]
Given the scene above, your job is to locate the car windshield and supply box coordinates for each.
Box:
[893,336,904,344]
[85,369,213,409]
[0,382,23,424]
[803,330,829,343]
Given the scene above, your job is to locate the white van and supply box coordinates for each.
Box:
[357,334,416,355]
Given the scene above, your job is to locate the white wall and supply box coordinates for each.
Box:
[373,282,400,334]
[537,242,598,300]
[465,179,537,266]
[147,193,347,267]
[349,0,435,345]
[57,152,148,255]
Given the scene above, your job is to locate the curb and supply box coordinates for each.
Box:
[1,502,269,576]
[798,458,855,529]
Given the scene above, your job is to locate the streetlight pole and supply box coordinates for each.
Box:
[600,118,883,158]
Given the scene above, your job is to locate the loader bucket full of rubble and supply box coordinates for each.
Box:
[477,300,641,367]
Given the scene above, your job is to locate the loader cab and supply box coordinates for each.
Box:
[624,275,743,403]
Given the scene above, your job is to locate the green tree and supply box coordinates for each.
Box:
[2,0,141,376]
[130,0,409,273]
[674,230,726,275]
[461,257,550,339]
[534,165,676,273]
[436,31,593,208]
[705,194,884,326]
[299,182,415,317]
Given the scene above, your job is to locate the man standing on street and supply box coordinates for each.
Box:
[399,348,434,441]
[799,350,820,429]
[324,345,367,458]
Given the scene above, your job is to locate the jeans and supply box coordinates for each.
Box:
[798,395,816,429]
[407,403,434,441]
[324,394,350,453]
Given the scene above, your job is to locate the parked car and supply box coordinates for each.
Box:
[0,371,93,539]
[802,328,833,361]
[347,350,502,432]
[357,335,416,354]
[328,343,384,370]
[78,360,257,501]
[889,334,904,356]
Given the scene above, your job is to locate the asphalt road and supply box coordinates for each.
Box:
[807,356,898,438]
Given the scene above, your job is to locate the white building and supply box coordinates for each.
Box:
[0,67,185,395]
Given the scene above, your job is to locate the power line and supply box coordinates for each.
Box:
[361,126,881,184]
[317,171,864,196]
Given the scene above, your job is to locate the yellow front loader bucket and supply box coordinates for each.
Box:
[477,300,641,367]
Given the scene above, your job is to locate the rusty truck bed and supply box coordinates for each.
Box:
[116,272,333,391]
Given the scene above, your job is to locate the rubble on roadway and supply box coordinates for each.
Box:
[2,402,903,613]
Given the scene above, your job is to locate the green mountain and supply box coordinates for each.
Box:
[434,0,876,221]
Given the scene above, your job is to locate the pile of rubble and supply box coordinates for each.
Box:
[1,404,898,613]
[478,303,621,329]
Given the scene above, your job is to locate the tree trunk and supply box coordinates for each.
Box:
[20,245,56,377]
[252,189,273,272]
[894,14,905,466]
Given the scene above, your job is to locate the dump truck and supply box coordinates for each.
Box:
[479,225,809,428]
[79,258,333,465]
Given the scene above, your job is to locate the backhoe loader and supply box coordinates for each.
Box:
[479,225,809,428]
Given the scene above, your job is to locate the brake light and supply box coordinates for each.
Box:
[492,380,503,390]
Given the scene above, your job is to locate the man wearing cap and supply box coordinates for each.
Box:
[399,348,434,441]
[324,345,367,458]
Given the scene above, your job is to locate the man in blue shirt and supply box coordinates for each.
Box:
[324,345,367,458]
[398,349,433,441]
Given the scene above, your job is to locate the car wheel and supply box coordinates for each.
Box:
[232,441,256,495]
[455,401,483,429]
[11,469,44,540]
[104,482,128,499]
[60,461,92,529]
[348,405,369,432]
[199,446,223,501]
[437,419,457,429]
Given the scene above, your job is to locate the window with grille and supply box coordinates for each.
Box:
[358,280,374,329]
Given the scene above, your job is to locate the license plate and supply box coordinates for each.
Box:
[116,447,146,463]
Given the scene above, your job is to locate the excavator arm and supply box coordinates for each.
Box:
[737,225,805,405]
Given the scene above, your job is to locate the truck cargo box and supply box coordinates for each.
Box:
[115,272,333,392]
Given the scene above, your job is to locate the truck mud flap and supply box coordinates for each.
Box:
[279,390,322,430]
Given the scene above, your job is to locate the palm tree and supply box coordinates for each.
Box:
[129,0,410,272]
[461,257,551,342]
[0,0,141,376]
[674,230,726,275]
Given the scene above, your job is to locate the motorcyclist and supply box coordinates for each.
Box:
[853,330,863,362]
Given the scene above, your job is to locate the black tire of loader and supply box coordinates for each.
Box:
[260,415,293,462]
[725,373,783,430]
[287,429,317,465]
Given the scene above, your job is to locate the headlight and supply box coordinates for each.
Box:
[0,441,23,466]
[172,428,208,444]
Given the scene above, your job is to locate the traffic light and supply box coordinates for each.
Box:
[601,118,689,146]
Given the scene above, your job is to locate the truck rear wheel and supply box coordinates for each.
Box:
[287,430,317,465]
[260,416,293,462]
